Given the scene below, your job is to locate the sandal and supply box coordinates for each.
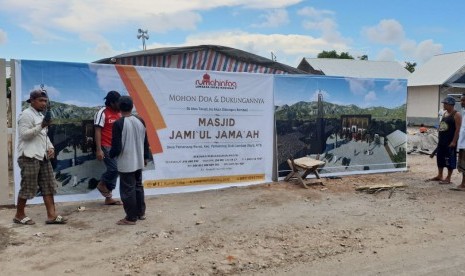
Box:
[116,218,136,225]
[104,199,123,206]
[13,216,36,225]
[46,215,68,224]
[439,180,452,185]
[450,186,465,191]
[138,215,146,220]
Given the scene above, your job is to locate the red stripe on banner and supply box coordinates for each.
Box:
[228,59,234,72]
[167,55,172,67]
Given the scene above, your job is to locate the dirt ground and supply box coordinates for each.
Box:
[2,152,465,275]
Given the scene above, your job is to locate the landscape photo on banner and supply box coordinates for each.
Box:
[274,74,408,178]
[14,60,275,203]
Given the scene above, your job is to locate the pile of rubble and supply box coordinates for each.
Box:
[407,127,438,155]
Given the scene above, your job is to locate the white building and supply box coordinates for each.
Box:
[386,130,407,154]
[408,51,465,126]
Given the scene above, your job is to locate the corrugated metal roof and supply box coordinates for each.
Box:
[386,130,407,148]
[94,45,307,74]
[408,51,465,87]
[299,58,410,79]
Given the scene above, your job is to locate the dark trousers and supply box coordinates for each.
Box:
[101,146,118,191]
[119,169,145,222]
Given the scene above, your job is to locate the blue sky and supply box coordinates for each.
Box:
[20,60,128,107]
[1,0,463,68]
[274,75,407,108]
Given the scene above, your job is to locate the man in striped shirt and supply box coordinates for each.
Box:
[94,91,122,205]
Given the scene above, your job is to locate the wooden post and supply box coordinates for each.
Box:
[0,59,12,205]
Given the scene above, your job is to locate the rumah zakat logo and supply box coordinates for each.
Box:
[195,73,237,90]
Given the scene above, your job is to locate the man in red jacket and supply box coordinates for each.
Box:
[94,91,122,205]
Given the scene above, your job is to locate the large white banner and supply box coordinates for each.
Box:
[133,67,274,191]
[14,60,274,203]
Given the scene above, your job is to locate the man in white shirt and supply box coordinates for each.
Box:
[13,90,67,225]
[453,94,465,191]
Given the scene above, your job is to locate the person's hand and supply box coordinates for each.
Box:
[449,142,457,148]
[429,152,435,158]
[144,159,148,167]
[96,149,104,161]
[47,148,55,159]
[41,119,51,128]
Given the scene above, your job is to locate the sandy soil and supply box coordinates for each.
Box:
[2,152,465,275]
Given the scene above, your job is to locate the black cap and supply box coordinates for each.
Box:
[118,96,133,112]
[441,96,456,105]
[104,90,121,103]
[27,89,47,103]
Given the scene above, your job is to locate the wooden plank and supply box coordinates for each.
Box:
[356,182,406,193]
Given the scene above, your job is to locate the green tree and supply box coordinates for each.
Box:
[317,50,354,59]
[404,61,416,73]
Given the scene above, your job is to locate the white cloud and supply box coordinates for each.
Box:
[363,19,443,63]
[80,33,121,57]
[376,47,396,61]
[364,91,377,102]
[400,39,442,63]
[20,24,65,44]
[0,28,7,44]
[0,0,304,61]
[252,9,289,28]
[177,31,350,66]
[88,64,127,95]
[384,79,405,93]
[345,78,375,96]
[240,0,302,9]
[298,6,349,44]
[363,19,405,44]
[0,1,299,36]
[52,7,202,34]
[297,7,334,18]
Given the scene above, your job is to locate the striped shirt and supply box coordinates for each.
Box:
[94,107,121,147]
